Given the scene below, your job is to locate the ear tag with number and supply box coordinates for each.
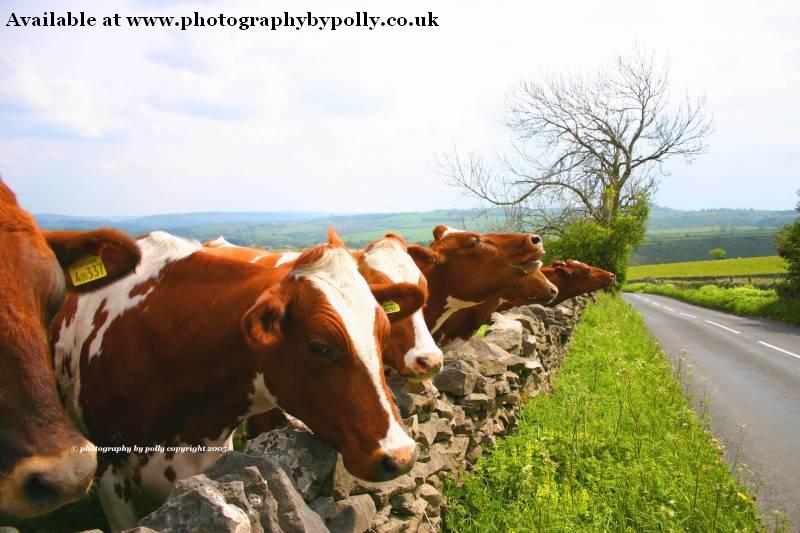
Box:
[68,256,108,287]
[381,300,401,314]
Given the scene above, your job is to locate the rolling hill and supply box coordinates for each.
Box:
[35,206,797,259]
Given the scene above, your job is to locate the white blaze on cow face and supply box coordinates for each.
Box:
[53,231,203,430]
[441,226,465,238]
[276,251,301,267]
[293,247,414,453]
[363,237,443,375]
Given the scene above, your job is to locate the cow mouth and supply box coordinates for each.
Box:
[518,259,542,270]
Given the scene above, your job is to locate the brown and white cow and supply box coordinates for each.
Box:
[203,234,444,380]
[497,259,616,311]
[51,229,419,530]
[406,225,555,349]
[0,180,140,518]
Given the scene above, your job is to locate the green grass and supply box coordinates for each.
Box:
[624,283,800,327]
[443,294,765,532]
[628,256,787,281]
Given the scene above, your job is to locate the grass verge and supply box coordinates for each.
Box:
[627,256,786,281]
[443,293,763,532]
[624,283,800,327]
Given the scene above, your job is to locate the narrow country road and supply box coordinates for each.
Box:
[623,293,800,530]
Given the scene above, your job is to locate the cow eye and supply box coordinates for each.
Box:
[307,338,335,360]
[468,237,480,248]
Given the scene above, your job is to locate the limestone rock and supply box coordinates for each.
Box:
[350,474,415,507]
[327,494,377,533]
[484,315,523,353]
[244,427,336,502]
[204,452,329,533]
[140,483,252,533]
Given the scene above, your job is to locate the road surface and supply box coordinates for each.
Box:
[623,293,800,530]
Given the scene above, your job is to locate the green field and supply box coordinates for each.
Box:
[628,256,787,281]
[444,294,764,532]
[630,229,783,265]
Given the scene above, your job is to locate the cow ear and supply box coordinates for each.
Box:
[384,232,407,246]
[407,245,440,268]
[242,290,286,350]
[370,282,424,323]
[432,225,449,240]
[327,227,346,248]
[44,229,141,291]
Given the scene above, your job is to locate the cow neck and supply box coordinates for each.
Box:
[431,296,501,347]
[421,266,484,337]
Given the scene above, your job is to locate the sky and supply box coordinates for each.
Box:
[0,0,798,216]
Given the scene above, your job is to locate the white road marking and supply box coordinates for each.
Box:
[757,341,800,360]
[704,320,740,335]
[680,312,698,319]
[662,305,675,312]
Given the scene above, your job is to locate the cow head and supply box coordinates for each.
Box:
[240,230,419,482]
[545,259,616,305]
[358,234,443,381]
[407,225,546,302]
[500,261,559,305]
[0,180,140,518]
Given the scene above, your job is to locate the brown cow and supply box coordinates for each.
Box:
[203,234,444,380]
[431,262,558,345]
[0,179,140,518]
[497,259,616,311]
[52,229,420,530]
[406,225,556,349]
[206,234,445,439]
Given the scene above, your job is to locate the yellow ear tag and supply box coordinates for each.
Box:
[381,300,401,314]
[68,256,108,287]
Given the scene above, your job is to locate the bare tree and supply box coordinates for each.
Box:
[440,48,713,235]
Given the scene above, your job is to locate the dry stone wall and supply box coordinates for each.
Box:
[125,296,590,533]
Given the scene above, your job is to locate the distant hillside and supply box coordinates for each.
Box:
[35,209,497,248]
[35,205,797,254]
[34,211,329,234]
[646,206,796,230]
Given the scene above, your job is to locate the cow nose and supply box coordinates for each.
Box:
[549,286,559,299]
[377,444,417,481]
[23,473,61,508]
[531,235,542,245]
[413,352,444,376]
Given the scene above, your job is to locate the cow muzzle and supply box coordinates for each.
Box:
[373,442,418,482]
[402,347,444,381]
[0,439,97,518]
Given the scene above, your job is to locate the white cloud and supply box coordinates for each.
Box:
[0,0,798,215]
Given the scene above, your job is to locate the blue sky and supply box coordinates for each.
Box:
[0,0,798,216]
